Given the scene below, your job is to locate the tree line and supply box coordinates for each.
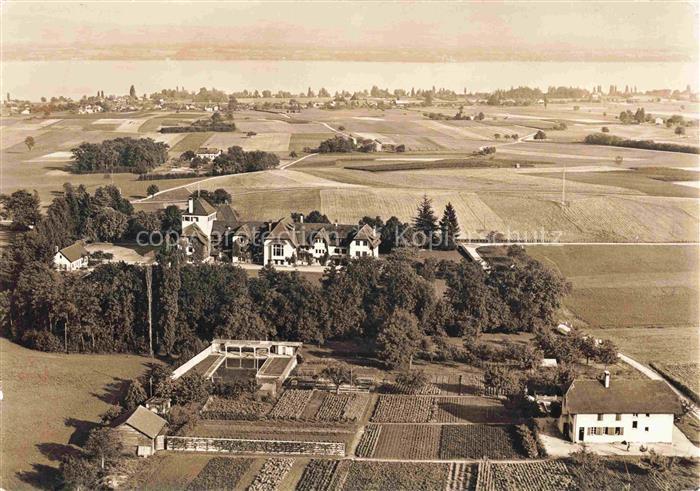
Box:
[584,133,699,154]
[71,137,169,174]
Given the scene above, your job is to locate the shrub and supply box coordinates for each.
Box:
[601,126,610,133]
[22,330,63,352]
[515,424,539,458]
[533,130,547,140]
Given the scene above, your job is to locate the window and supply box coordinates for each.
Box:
[633,413,638,417]
[632,421,638,429]
[615,413,621,421]
[645,427,649,432]
[597,414,604,421]
[615,427,623,436]
[272,244,284,257]
[645,413,650,417]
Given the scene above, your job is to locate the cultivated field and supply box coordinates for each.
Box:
[525,244,699,363]
[0,338,154,490]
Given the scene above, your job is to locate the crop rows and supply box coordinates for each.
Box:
[295,459,343,491]
[247,458,294,491]
[268,390,314,419]
[477,461,573,491]
[445,463,477,491]
[315,393,369,422]
[370,395,433,422]
[354,425,381,458]
[373,424,441,459]
[186,457,253,491]
[440,425,524,460]
[168,436,345,456]
[343,461,449,491]
[201,396,273,420]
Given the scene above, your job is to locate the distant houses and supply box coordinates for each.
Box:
[179,197,381,265]
[53,241,89,271]
[559,371,681,444]
[195,147,223,160]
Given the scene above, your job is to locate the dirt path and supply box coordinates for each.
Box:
[618,353,700,420]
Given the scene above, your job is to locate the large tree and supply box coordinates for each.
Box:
[439,202,460,250]
[0,189,41,230]
[24,136,35,151]
[376,309,421,369]
[84,427,123,469]
[412,195,438,246]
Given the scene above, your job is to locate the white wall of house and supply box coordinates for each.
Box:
[263,239,296,265]
[53,253,88,271]
[560,412,674,443]
[182,213,215,236]
[348,239,378,258]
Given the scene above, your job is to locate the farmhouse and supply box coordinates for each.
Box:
[558,372,681,444]
[112,405,167,457]
[180,197,241,259]
[53,241,89,271]
[195,147,223,160]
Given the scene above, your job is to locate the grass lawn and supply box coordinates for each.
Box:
[0,338,155,489]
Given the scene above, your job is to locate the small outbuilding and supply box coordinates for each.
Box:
[53,242,89,271]
[113,405,167,457]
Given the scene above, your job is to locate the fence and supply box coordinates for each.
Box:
[166,436,345,456]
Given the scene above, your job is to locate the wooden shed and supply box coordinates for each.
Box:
[113,405,167,457]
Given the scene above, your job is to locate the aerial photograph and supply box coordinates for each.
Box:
[0,1,698,489]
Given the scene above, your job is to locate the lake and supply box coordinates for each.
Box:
[2,60,697,101]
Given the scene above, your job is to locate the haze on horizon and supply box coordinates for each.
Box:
[1,1,698,62]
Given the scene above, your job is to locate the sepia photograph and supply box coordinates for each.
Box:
[0,1,698,489]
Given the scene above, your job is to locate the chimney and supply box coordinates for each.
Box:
[299,214,304,224]
[54,245,59,254]
[187,197,194,214]
[603,370,611,389]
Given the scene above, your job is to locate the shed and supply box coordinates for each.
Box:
[113,405,167,457]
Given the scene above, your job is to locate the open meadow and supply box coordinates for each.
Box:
[0,338,154,490]
[525,244,699,364]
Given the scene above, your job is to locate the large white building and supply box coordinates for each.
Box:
[559,372,681,444]
[179,198,381,265]
[53,241,89,271]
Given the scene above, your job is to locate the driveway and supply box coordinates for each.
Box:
[540,420,700,458]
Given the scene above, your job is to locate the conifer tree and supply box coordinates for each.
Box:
[439,202,460,250]
[413,195,438,246]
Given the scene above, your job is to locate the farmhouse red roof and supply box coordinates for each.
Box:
[564,379,681,415]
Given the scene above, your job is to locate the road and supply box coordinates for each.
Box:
[618,352,700,420]
[132,152,318,203]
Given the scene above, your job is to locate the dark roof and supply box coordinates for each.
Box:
[114,405,166,439]
[266,220,380,248]
[188,198,216,216]
[215,204,240,225]
[182,223,209,245]
[196,147,220,154]
[564,379,682,415]
[57,241,88,263]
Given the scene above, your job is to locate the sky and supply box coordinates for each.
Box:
[2,1,698,60]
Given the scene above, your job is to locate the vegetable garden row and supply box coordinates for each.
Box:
[370,395,516,424]
[355,424,541,460]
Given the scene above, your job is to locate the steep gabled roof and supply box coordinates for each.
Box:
[182,223,209,245]
[564,379,681,415]
[353,224,381,247]
[114,405,167,439]
[215,204,240,225]
[57,241,88,263]
[188,198,216,217]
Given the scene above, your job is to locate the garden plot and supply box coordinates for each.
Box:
[355,425,381,457]
[478,460,573,491]
[370,395,433,423]
[296,459,347,491]
[433,397,515,423]
[248,458,293,491]
[186,457,253,490]
[372,424,441,459]
[446,463,477,491]
[269,390,314,419]
[343,461,448,491]
[315,393,369,422]
[439,425,525,460]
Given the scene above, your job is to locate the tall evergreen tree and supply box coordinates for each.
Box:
[412,195,438,246]
[129,85,136,98]
[439,202,460,250]
[158,249,181,355]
